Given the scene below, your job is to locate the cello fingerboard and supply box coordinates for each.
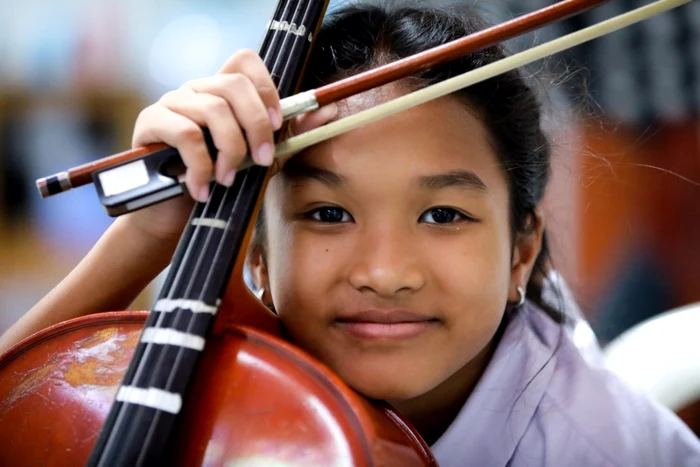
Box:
[86,0,330,465]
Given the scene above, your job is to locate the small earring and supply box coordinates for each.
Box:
[256,287,265,300]
[516,286,525,307]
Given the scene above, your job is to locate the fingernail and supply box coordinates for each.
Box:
[268,107,282,130]
[222,169,236,187]
[317,103,338,120]
[256,143,274,166]
[197,185,209,202]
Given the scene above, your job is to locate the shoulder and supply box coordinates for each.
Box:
[430,305,700,467]
[513,309,700,467]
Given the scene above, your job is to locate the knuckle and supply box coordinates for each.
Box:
[257,84,278,98]
[159,90,181,104]
[191,160,213,172]
[236,48,259,62]
[224,131,246,152]
[179,124,205,144]
[181,79,199,89]
[225,73,247,89]
[186,150,213,171]
[189,165,213,181]
[228,142,248,161]
[132,105,163,146]
[249,112,272,131]
[134,105,154,127]
[218,142,247,168]
[216,154,239,171]
[233,137,248,155]
[206,96,231,115]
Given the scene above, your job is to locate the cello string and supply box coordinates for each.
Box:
[133,185,238,465]
[156,0,316,360]
[105,0,303,458]
[154,0,303,317]
[263,0,299,82]
[264,0,692,164]
[139,0,321,424]
[277,0,318,93]
[175,0,325,320]
[189,0,326,311]
[148,0,317,390]
[144,0,308,365]
[131,0,313,461]
[268,0,307,84]
[257,0,294,57]
[127,0,303,396]
[102,187,224,464]
[134,0,301,328]
[145,0,306,349]
[86,204,205,465]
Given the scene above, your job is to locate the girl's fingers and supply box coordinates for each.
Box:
[287,103,339,137]
[184,74,276,167]
[214,49,282,129]
[131,49,334,202]
[159,89,246,185]
[133,105,215,202]
[273,104,339,166]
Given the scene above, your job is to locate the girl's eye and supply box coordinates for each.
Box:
[307,206,353,223]
[419,207,470,224]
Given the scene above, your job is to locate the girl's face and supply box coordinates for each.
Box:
[255,85,539,401]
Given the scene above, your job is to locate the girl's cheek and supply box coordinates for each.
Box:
[269,228,342,301]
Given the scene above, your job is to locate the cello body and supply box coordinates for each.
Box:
[0,306,435,466]
[0,0,436,463]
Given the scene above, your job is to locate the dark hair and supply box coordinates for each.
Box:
[254,2,562,322]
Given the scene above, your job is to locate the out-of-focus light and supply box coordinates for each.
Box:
[149,15,223,88]
[604,303,700,412]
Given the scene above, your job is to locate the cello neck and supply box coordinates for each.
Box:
[87,1,331,465]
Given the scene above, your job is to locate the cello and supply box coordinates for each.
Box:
[0,0,436,464]
[0,0,690,465]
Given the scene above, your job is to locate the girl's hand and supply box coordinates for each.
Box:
[0,49,341,354]
[125,48,337,243]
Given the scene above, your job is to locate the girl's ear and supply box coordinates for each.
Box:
[247,245,273,305]
[509,207,545,302]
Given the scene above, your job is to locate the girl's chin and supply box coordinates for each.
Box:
[351,382,424,401]
[336,366,436,401]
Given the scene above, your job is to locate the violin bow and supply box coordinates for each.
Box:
[271,0,692,163]
[34,0,690,217]
[35,0,606,205]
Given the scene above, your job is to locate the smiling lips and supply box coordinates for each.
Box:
[335,309,438,339]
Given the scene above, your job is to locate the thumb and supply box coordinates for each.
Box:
[273,103,338,168]
[286,103,339,138]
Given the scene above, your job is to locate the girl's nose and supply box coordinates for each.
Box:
[347,228,426,298]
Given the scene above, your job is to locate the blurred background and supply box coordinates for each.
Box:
[0,0,282,326]
[0,0,698,400]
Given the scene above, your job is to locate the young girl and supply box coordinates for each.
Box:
[2,3,699,466]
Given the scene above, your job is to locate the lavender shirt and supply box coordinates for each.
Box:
[430,303,700,466]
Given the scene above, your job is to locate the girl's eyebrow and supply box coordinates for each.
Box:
[281,158,346,187]
[281,160,486,193]
[417,170,488,193]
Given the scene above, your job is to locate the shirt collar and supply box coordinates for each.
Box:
[430,304,562,466]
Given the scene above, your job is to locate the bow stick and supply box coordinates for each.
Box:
[35,0,691,216]
[271,0,691,163]
[35,0,605,200]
